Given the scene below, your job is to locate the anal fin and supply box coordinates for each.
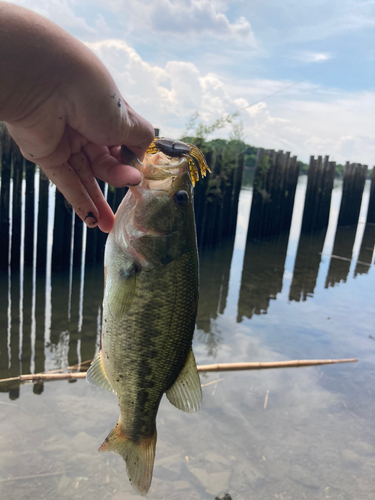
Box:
[166,350,202,413]
[86,351,116,394]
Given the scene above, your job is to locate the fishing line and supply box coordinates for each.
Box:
[234,78,309,115]
[187,78,309,135]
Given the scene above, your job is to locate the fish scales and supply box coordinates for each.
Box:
[103,250,198,443]
[87,141,207,496]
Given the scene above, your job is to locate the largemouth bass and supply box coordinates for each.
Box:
[87,139,209,495]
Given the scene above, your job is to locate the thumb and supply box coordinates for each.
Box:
[120,102,155,160]
[67,84,154,159]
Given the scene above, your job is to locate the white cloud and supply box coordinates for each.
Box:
[86,39,375,166]
[149,0,253,39]
[239,92,375,165]
[337,136,357,161]
[94,13,109,33]
[91,0,256,42]
[294,52,333,64]
[5,0,372,167]
[6,0,96,34]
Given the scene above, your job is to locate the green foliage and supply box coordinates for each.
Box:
[297,160,308,175]
[181,132,245,204]
[335,163,345,178]
[182,111,238,141]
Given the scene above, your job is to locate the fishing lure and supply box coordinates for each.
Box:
[146,138,210,186]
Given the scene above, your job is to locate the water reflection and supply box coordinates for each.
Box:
[196,241,235,356]
[355,223,375,276]
[325,226,358,288]
[237,234,289,321]
[1,178,375,500]
[0,179,374,400]
[289,230,327,302]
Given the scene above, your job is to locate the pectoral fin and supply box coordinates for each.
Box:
[166,350,202,413]
[86,351,116,394]
[107,266,137,319]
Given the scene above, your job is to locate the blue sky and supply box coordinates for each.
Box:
[7,0,375,164]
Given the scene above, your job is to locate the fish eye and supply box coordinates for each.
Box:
[173,190,188,207]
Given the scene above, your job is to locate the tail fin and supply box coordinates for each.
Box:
[99,420,157,496]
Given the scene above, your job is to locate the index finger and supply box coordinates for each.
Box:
[83,143,142,187]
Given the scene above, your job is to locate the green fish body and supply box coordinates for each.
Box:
[87,145,203,495]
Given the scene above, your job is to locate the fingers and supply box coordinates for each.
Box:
[83,143,142,187]
[42,151,115,233]
[36,136,144,233]
[121,103,155,160]
[68,151,115,232]
[70,87,154,161]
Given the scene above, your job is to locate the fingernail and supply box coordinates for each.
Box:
[85,212,98,227]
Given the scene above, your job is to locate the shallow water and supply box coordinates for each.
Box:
[0,176,374,500]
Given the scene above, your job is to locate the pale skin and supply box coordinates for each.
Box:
[0,2,154,232]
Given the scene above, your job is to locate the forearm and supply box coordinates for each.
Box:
[0,2,154,232]
[0,3,67,121]
[0,3,117,127]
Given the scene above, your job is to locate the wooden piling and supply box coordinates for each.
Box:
[301,155,336,233]
[246,148,300,240]
[24,160,36,266]
[199,150,225,248]
[52,190,73,269]
[366,167,375,224]
[11,146,23,269]
[221,149,244,240]
[193,151,211,247]
[337,162,367,227]
[36,170,49,269]
[73,214,83,267]
[85,226,99,265]
[0,269,9,390]
[96,181,108,263]
[0,125,12,269]
[85,181,112,265]
[194,143,244,248]
[281,155,299,232]
[107,184,127,214]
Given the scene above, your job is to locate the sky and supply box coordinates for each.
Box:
[6,0,375,165]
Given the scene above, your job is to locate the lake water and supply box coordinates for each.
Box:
[0,176,374,500]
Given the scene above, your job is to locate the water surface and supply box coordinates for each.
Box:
[0,177,374,500]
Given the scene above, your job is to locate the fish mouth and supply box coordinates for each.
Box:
[143,154,189,179]
[141,154,192,193]
[121,145,193,192]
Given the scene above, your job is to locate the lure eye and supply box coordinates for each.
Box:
[173,190,188,207]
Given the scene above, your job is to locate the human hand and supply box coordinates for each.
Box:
[0,2,154,232]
